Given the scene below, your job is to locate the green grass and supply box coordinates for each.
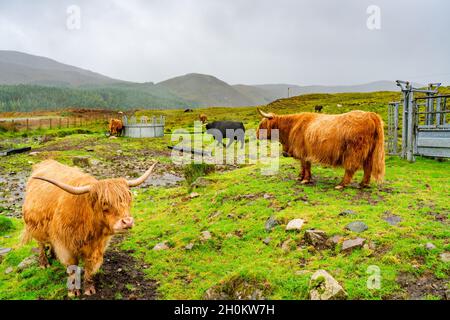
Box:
[0,90,449,300]
[122,156,449,299]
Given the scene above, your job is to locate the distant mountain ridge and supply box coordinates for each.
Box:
[0,50,416,110]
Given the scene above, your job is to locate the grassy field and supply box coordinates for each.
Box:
[0,91,449,300]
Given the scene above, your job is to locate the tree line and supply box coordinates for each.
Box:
[0,84,197,112]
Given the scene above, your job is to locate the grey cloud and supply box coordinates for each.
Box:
[0,0,449,85]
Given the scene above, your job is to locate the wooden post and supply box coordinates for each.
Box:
[67,118,69,128]
[59,118,62,129]
[49,118,52,129]
[26,118,29,131]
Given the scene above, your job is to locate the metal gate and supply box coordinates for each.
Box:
[387,81,450,161]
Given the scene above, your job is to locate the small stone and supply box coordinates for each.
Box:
[342,238,366,251]
[265,216,279,232]
[29,151,40,156]
[17,255,38,271]
[304,230,329,249]
[200,231,212,241]
[339,210,357,216]
[439,252,450,263]
[326,235,343,247]
[109,136,118,140]
[263,193,273,199]
[185,243,194,250]
[286,219,304,231]
[189,192,200,199]
[262,237,271,245]
[153,242,169,251]
[0,248,12,256]
[117,268,122,272]
[72,156,90,167]
[345,221,368,233]
[383,213,402,226]
[309,270,347,300]
[425,242,436,250]
[4,267,13,274]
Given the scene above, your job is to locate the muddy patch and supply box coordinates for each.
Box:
[85,238,158,300]
[395,272,449,300]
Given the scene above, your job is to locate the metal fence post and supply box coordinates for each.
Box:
[406,92,415,162]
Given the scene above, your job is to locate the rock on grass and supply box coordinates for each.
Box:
[345,221,368,233]
[309,270,347,300]
[342,238,366,252]
[285,219,304,231]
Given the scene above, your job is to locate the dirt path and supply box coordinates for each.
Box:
[84,236,158,300]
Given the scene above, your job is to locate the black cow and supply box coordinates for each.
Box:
[314,105,323,113]
[184,109,194,113]
[205,121,245,149]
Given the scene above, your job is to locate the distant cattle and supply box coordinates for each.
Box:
[257,109,385,189]
[184,109,194,113]
[314,105,323,113]
[108,118,123,136]
[22,160,157,296]
[206,121,245,149]
[199,114,208,124]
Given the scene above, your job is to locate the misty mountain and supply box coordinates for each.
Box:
[0,51,412,111]
[0,50,123,86]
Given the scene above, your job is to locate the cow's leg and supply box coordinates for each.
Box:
[38,242,50,268]
[336,168,356,189]
[360,158,373,188]
[83,250,104,296]
[53,242,81,297]
[300,161,312,184]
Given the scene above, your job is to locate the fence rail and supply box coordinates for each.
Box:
[0,115,111,132]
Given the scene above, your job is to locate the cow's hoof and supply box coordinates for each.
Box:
[39,263,50,269]
[84,285,96,296]
[335,185,344,190]
[68,289,81,298]
[300,180,311,185]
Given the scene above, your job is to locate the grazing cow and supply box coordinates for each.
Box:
[257,109,385,189]
[22,160,157,296]
[199,114,208,124]
[206,121,245,149]
[314,105,323,113]
[184,108,194,113]
[108,118,124,136]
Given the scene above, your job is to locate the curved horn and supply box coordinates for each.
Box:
[32,176,91,195]
[127,161,158,187]
[257,108,274,119]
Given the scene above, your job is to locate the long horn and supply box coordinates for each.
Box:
[32,177,91,195]
[257,108,274,119]
[127,161,158,187]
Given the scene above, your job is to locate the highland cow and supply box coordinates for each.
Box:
[257,109,385,189]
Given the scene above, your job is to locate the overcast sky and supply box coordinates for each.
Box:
[1,0,449,85]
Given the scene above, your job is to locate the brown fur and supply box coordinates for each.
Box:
[108,118,123,136]
[199,114,208,124]
[22,160,133,295]
[257,110,385,188]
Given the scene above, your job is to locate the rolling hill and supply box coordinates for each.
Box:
[0,50,422,111]
[157,73,257,107]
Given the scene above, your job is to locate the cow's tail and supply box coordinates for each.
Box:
[370,114,385,183]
